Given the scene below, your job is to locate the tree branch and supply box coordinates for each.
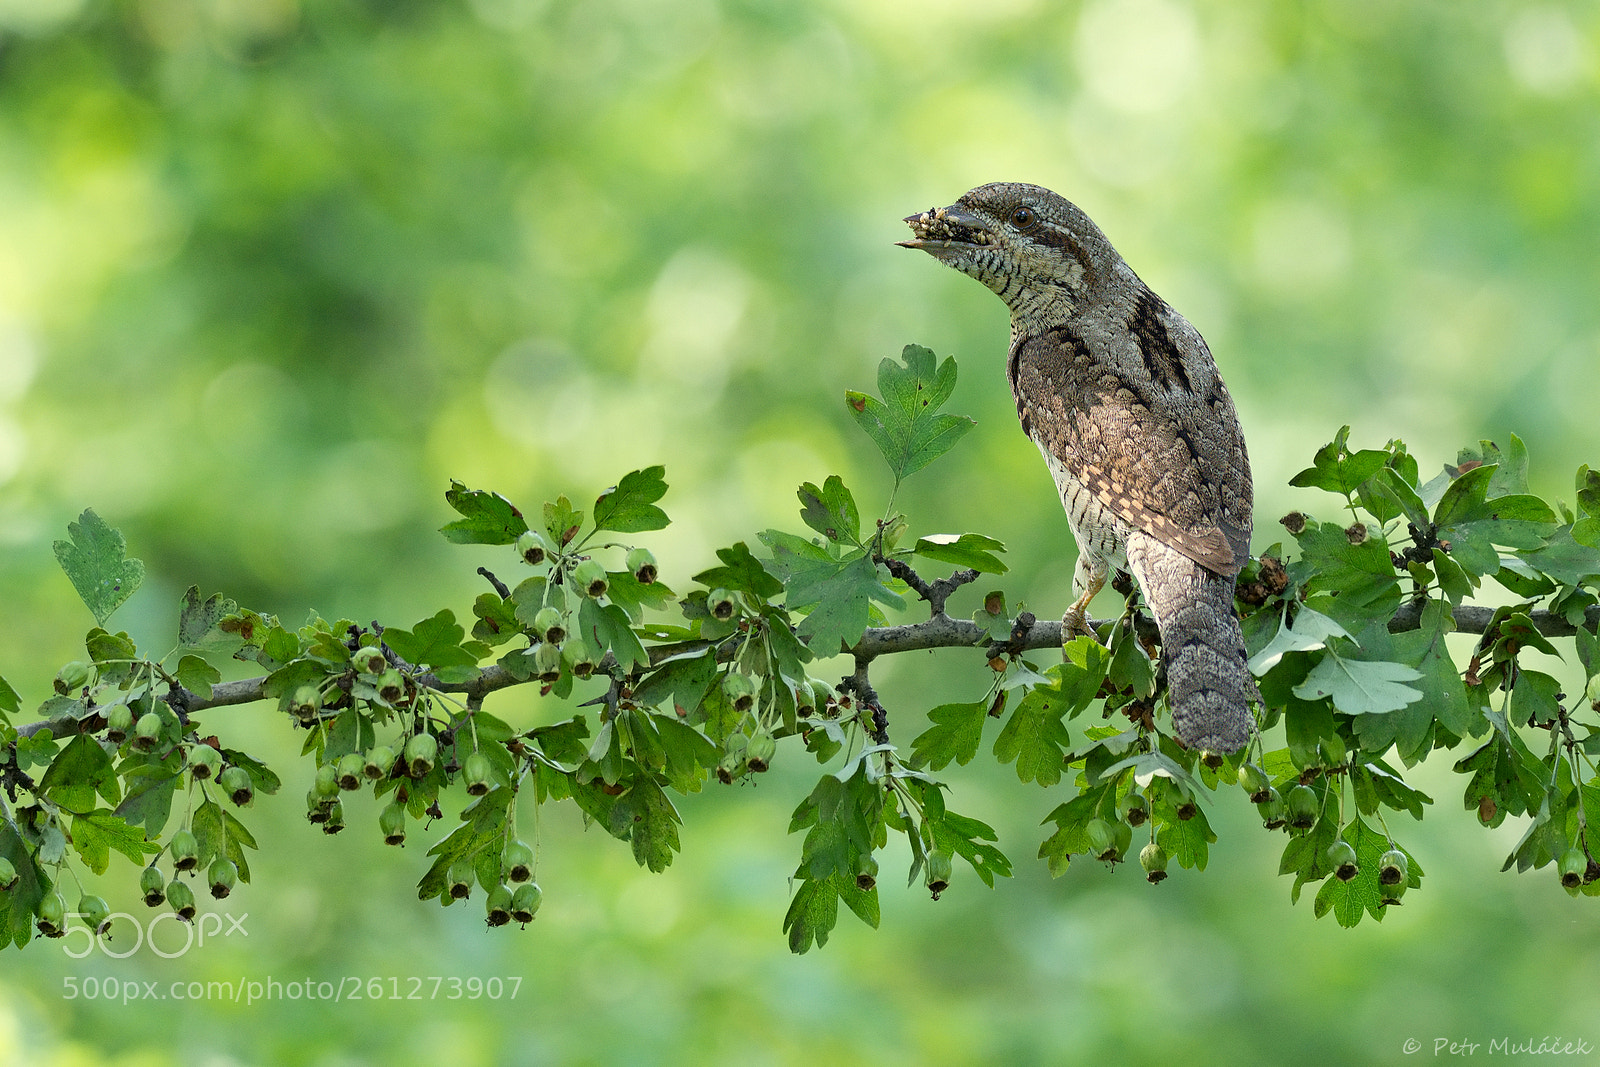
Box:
[12,600,1597,739]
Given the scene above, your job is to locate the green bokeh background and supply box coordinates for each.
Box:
[2,0,1598,1063]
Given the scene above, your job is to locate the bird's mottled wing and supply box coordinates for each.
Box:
[1010,325,1249,577]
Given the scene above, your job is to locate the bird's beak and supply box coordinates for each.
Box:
[898,203,993,250]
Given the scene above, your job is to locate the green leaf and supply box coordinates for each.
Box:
[758,532,903,653]
[844,345,975,483]
[70,810,155,874]
[783,872,878,954]
[1247,602,1352,675]
[994,670,1079,786]
[1289,428,1388,495]
[606,776,682,872]
[53,509,145,626]
[909,700,988,771]
[177,587,242,651]
[543,495,584,547]
[1292,521,1401,629]
[440,481,529,545]
[174,655,221,700]
[0,673,18,718]
[797,476,862,545]
[576,598,649,670]
[693,542,784,599]
[1156,802,1215,871]
[39,733,119,813]
[1518,528,1600,586]
[114,766,180,833]
[911,533,1008,574]
[382,610,480,677]
[1292,649,1422,715]
[593,466,670,533]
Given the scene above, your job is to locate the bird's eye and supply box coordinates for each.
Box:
[1010,206,1035,228]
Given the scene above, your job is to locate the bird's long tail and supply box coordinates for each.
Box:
[1125,531,1259,753]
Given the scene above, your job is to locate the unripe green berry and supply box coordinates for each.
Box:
[1318,734,1347,770]
[1257,787,1286,829]
[1559,846,1587,889]
[55,660,94,695]
[706,588,737,621]
[516,530,553,566]
[925,849,953,898]
[1327,840,1359,881]
[288,684,323,724]
[336,753,365,791]
[855,853,879,891]
[745,730,776,773]
[170,829,200,872]
[531,606,565,645]
[167,878,196,922]
[561,635,601,679]
[78,894,111,936]
[502,840,533,883]
[572,559,608,598]
[485,883,513,927]
[448,858,475,900]
[405,732,438,778]
[1378,848,1408,887]
[321,799,345,835]
[1237,762,1271,800]
[1381,876,1409,904]
[188,744,222,781]
[140,865,166,907]
[1200,750,1225,770]
[306,789,331,823]
[105,704,134,744]
[794,683,817,714]
[352,645,387,676]
[0,856,18,891]
[1140,842,1169,883]
[374,668,406,704]
[1286,784,1319,830]
[1118,792,1149,828]
[313,762,340,800]
[363,745,396,780]
[533,642,563,684]
[219,766,254,807]
[716,750,747,784]
[462,750,494,797]
[208,858,238,899]
[626,547,658,584]
[380,802,407,846]
[722,672,756,713]
[511,881,543,923]
[36,890,66,937]
[133,711,163,751]
[1086,818,1119,861]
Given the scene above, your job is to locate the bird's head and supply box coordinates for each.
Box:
[900,182,1124,325]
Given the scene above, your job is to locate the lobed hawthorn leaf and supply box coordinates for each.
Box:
[53,509,145,626]
[382,609,480,681]
[797,475,861,545]
[1247,602,1352,675]
[783,872,879,955]
[844,344,975,484]
[592,466,670,534]
[606,776,682,872]
[38,733,119,814]
[1292,647,1422,715]
[909,700,988,771]
[1517,527,1600,587]
[1291,521,1401,631]
[758,531,903,654]
[912,532,1008,574]
[440,481,528,545]
[693,541,784,599]
[0,821,48,949]
[70,810,156,875]
[1289,427,1389,496]
[177,586,242,652]
[0,672,18,718]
